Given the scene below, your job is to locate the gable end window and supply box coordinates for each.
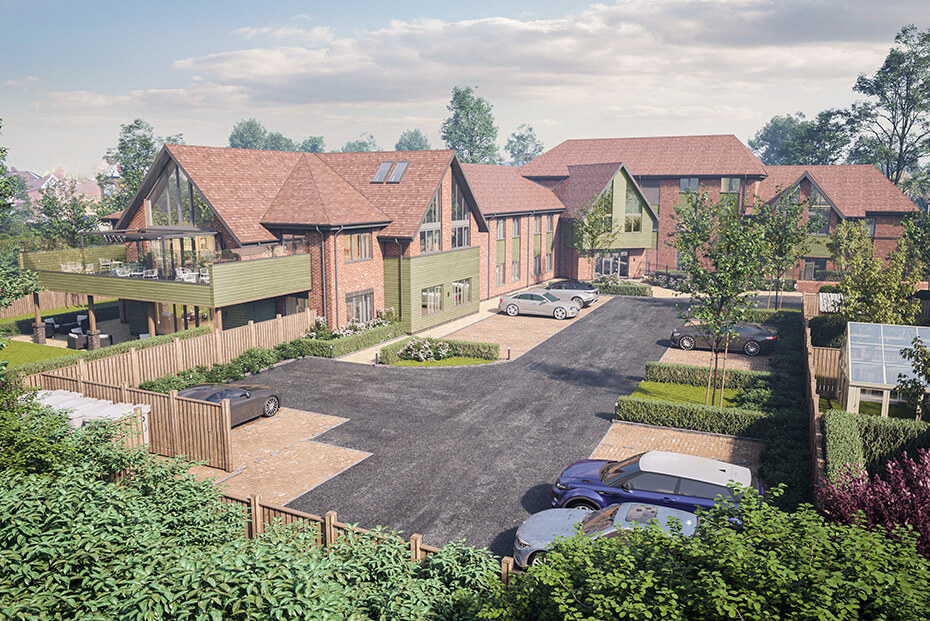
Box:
[451,178,470,249]
[809,189,831,235]
[419,190,441,253]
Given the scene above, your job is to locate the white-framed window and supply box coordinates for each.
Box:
[419,190,441,253]
[679,177,699,192]
[512,259,520,281]
[533,255,541,275]
[421,285,442,316]
[545,252,553,272]
[420,229,441,253]
[809,188,831,235]
[512,216,521,238]
[452,278,471,307]
[496,263,505,285]
[721,177,740,194]
[496,219,506,240]
[546,214,554,232]
[344,232,372,262]
[452,225,470,248]
[346,290,373,322]
[534,215,542,234]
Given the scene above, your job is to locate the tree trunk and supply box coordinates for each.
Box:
[705,352,715,406]
[709,347,720,406]
[719,339,730,407]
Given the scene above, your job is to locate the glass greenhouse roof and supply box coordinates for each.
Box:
[847,322,930,386]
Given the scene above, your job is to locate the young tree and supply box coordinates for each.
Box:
[341,133,380,153]
[839,246,919,325]
[228,118,268,150]
[850,24,930,184]
[570,187,622,279]
[753,191,820,309]
[901,211,930,285]
[440,86,500,164]
[896,337,930,421]
[827,218,874,272]
[34,179,99,248]
[394,129,431,151]
[505,124,544,166]
[673,191,766,405]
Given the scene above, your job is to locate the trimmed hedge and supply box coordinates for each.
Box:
[593,283,653,296]
[11,325,214,375]
[809,314,846,348]
[0,300,121,336]
[814,270,844,282]
[744,308,800,324]
[822,409,930,480]
[379,337,499,365]
[644,361,771,391]
[615,396,768,439]
[301,322,405,358]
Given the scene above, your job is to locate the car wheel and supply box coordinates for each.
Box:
[528,551,547,567]
[565,499,598,511]
[679,335,695,351]
[743,340,761,356]
[505,304,519,317]
[572,296,585,308]
[262,396,280,417]
[553,307,567,320]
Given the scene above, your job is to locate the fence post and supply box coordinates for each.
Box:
[76,358,86,394]
[409,533,423,560]
[120,383,128,403]
[501,557,514,586]
[173,337,182,374]
[306,307,313,332]
[221,399,233,471]
[213,329,223,364]
[276,313,283,344]
[249,493,264,538]
[168,390,179,456]
[323,510,337,546]
[248,320,256,349]
[129,347,140,387]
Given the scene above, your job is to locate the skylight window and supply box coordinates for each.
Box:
[386,161,409,183]
[371,161,394,184]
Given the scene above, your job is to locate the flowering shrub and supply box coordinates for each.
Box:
[306,308,396,340]
[398,338,452,362]
[645,269,689,291]
[816,449,930,556]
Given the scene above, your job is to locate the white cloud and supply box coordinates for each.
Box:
[4,75,39,87]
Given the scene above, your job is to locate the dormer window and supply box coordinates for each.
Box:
[371,161,393,183]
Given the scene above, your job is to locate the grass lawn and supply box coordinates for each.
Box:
[632,381,740,407]
[1,339,75,368]
[393,356,495,367]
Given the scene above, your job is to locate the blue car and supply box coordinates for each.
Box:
[551,450,760,513]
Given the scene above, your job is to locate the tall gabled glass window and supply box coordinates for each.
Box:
[419,190,441,253]
[451,177,470,249]
[147,162,214,229]
[809,188,831,235]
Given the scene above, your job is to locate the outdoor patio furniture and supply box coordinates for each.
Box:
[58,321,79,334]
[115,267,130,277]
[70,327,84,335]
[129,268,144,278]
[175,267,192,280]
[109,260,123,271]
[99,258,111,271]
[85,264,95,273]
[43,318,58,338]
[99,333,112,347]
[143,268,158,279]
[199,267,210,284]
[67,333,87,350]
[138,333,151,340]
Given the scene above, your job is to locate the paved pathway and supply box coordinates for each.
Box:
[254,295,682,555]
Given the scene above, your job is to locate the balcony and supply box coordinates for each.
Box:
[20,230,313,308]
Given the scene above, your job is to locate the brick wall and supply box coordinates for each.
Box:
[334,229,385,327]
[478,212,559,299]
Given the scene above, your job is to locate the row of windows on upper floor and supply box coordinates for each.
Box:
[494,214,555,240]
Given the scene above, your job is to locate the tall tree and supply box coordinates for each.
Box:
[673,191,766,405]
[34,180,99,248]
[753,191,820,309]
[341,133,380,153]
[749,110,853,165]
[839,244,919,325]
[570,187,623,278]
[900,211,930,285]
[228,118,268,150]
[505,124,544,166]
[297,136,325,153]
[850,24,930,184]
[0,119,17,232]
[440,86,500,164]
[96,119,183,216]
[0,119,39,312]
[264,132,296,152]
[394,129,431,151]
[827,219,875,272]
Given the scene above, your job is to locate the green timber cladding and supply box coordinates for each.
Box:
[383,247,480,333]
[609,168,656,250]
[20,246,127,272]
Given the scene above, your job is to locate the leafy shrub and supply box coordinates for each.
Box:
[816,449,930,556]
[203,362,245,384]
[819,284,840,293]
[591,278,653,296]
[235,347,282,374]
[306,318,332,340]
[400,337,452,361]
[303,322,406,358]
[380,337,499,365]
[823,409,867,480]
[645,361,770,391]
[644,268,689,291]
[615,396,768,438]
[809,313,847,348]
[0,375,73,475]
[485,489,930,620]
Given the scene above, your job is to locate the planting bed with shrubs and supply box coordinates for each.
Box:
[591,276,652,296]
[379,337,498,365]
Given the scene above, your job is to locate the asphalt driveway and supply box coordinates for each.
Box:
[257,296,682,556]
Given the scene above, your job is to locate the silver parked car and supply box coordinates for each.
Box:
[178,383,281,427]
[545,280,599,307]
[513,502,697,568]
[498,290,580,320]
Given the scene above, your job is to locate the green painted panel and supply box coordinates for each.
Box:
[222,299,276,330]
[534,234,541,256]
[211,254,312,307]
[496,239,505,265]
[36,271,215,306]
[20,246,126,272]
[399,247,480,333]
[807,235,831,258]
[512,237,521,259]
[608,170,655,250]
[383,257,402,317]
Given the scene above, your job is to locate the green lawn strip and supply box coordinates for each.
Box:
[0,340,75,367]
[631,380,739,408]
[393,356,494,367]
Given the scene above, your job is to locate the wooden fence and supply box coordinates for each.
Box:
[222,492,516,584]
[35,309,317,387]
[0,290,89,320]
[802,293,819,319]
[810,346,841,397]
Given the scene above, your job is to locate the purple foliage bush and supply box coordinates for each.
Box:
[815,449,930,556]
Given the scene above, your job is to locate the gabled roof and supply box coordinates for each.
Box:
[262,154,389,228]
[521,135,767,178]
[759,165,918,218]
[317,150,462,238]
[552,163,624,219]
[460,164,565,216]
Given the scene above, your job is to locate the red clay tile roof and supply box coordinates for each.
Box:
[100,210,123,222]
[167,144,301,244]
[552,163,625,218]
[758,165,918,217]
[262,154,389,228]
[460,164,565,215]
[521,135,767,178]
[317,150,455,239]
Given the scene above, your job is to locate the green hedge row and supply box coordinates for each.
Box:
[593,283,653,296]
[822,409,930,480]
[744,308,800,324]
[0,300,121,336]
[644,361,771,391]
[809,314,846,348]
[615,396,768,439]
[12,326,214,375]
[378,337,499,365]
[301,322,405,358]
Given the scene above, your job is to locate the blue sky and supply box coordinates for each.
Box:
[0,0,923,175]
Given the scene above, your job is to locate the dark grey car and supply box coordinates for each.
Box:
[178,383,281,426]
[670,322,778,356]
[545,280,599,307]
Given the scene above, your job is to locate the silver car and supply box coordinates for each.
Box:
[545,280,599,307]
[513,502,697,568]
[498,290,580,320]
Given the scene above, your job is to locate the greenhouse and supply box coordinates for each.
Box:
[838,322,930,418]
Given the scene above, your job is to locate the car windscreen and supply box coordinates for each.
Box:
[580,505,620,535]
[541,292,559,302]
[599,454,642,487]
